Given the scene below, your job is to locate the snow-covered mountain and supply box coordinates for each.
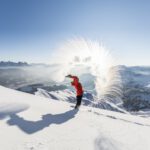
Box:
[120,66,150,111]
[0,61,29,67]
[1,65,150,112]
[1,85,150,150]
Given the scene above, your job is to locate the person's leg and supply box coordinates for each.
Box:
[76,95,82,108]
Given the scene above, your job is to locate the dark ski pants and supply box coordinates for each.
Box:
[76,95,83,106]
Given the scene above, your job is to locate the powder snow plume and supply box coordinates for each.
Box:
[51,38,123,102]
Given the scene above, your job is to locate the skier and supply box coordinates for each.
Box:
[66,75,83,109]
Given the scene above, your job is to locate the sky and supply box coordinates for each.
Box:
[0,0,150,66]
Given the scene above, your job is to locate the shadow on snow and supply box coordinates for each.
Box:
[7,109,78,134]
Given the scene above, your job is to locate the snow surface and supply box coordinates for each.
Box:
[1,86,150,150]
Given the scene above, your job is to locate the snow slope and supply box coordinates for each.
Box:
[1,86,150,150]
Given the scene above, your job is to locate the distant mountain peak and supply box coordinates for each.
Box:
[0,61,29,67]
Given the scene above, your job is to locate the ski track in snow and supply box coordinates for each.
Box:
[95,135,121,150]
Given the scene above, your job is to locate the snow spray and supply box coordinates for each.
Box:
[51,38,123,102]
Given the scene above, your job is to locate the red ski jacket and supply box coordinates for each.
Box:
[71,76,83,96]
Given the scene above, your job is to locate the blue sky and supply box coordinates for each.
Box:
[0,0,150,65]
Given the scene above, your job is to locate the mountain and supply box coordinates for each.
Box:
[1,64,150,112]
[120,66,150,111]
[0,61,29,67]
[15,65,150,112]
[1,85,150,150]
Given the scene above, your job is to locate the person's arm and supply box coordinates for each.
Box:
[71,76,77,79]
[66,75,74,86]
[66,75,79,86]
[66,75,77,79]
[65,74,73,78]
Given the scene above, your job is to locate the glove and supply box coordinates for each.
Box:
[65,74,72,78]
